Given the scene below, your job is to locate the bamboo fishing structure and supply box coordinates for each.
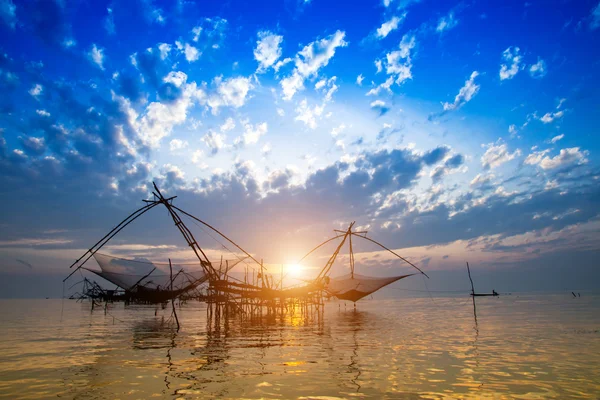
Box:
[65,183,427,326]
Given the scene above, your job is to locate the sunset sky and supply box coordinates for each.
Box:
[0,0,599,296]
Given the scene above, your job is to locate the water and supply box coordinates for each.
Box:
[0,295,599,399]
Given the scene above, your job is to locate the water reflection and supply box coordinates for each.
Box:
[1,296,600,399]
[338,309,369,392]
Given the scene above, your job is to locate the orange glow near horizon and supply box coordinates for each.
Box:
[286,263,304,278]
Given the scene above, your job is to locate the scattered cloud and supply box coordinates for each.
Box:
[239,121,268,145]
[295,99,325,129]
[356,74,364,86]
[176,41,201,62]
[169,139,188,152]
[529,58,547,78]
[525,147,588,170]
[280,30,347,100]
[158,43,172,60]
[331,124,346,137]
[539,110,564,124]
[499,46,522,80]
[29,84,43,98]
[481,141,521,169]
[436,12,458,33]
[88,44,105,70]
[220,117,235,132]
[550,134,564,144]
[470,173,495,188]
[202,130,227,154]
[261,143,272,157]
[382,34,416,86]
[254,31,283,72]
[370,99,390,116]
[442,71,480,111]
[376,14,406,39]
[207,76,253,114]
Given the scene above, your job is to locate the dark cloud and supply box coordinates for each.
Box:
[422,145,450,166]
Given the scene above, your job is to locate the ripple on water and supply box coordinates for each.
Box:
[0,296,599,399]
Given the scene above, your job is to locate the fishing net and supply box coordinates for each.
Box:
[325,273,415,302]
[87,253,209,292]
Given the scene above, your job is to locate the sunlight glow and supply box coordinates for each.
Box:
[287,263,303,277]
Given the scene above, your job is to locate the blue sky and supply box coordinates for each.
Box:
[1,0,599,296]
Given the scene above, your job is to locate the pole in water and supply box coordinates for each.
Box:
[466,262,478,324]
[169,259,180,331]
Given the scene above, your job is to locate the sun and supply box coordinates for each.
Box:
[287,263,303,277]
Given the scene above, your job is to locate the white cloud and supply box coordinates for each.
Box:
[88,44,105,70]
[295,99,325,129]
[331,124,346,137]
[376,14,405,39]
[436,12,458,33]
[280,30,347,100]
[370,99,389,115]
[176,41,200,62]
[508,124,517,137]
[0,0,16,30]
[114,71,206,148]
[499,46,522,80]
[207,76,253,114]
[381,34,416,88]
[529,58,547,79]
[442,71,480,111]
[35,109,50,117]
[375,59,383,73]
[191,149,206,165]
[192,26,202,42]
[273,57,292,72]
[356,74,364,86]
[29,84,43,98]
[481,141,521,169]
[169,139,188,152]
[163,70,188,87]
[539,110,564,124]
[261,142,272,156]
[240,121,268,145]
[158,43,172,60]
[254,31,283,72]
[220,117,235,132]
[550,134,564,144]
[280,73,304,102]
[314,76,338,102]
[202,130,226,154]
[470,173,495,187]
[366,76,393,96]
[525,147,588,170]
[276,108,285,117]
[62,38,77,48]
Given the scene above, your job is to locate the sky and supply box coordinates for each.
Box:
[0,0,599,297]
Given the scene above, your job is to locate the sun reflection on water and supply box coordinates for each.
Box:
[0,295,599,399]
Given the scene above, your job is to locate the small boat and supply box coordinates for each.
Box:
[466,263,499,297]
[471,291,499,297]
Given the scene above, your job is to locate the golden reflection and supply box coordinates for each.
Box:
[2,296,600,399]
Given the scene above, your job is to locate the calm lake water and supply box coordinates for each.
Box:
[0,295,599,399]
